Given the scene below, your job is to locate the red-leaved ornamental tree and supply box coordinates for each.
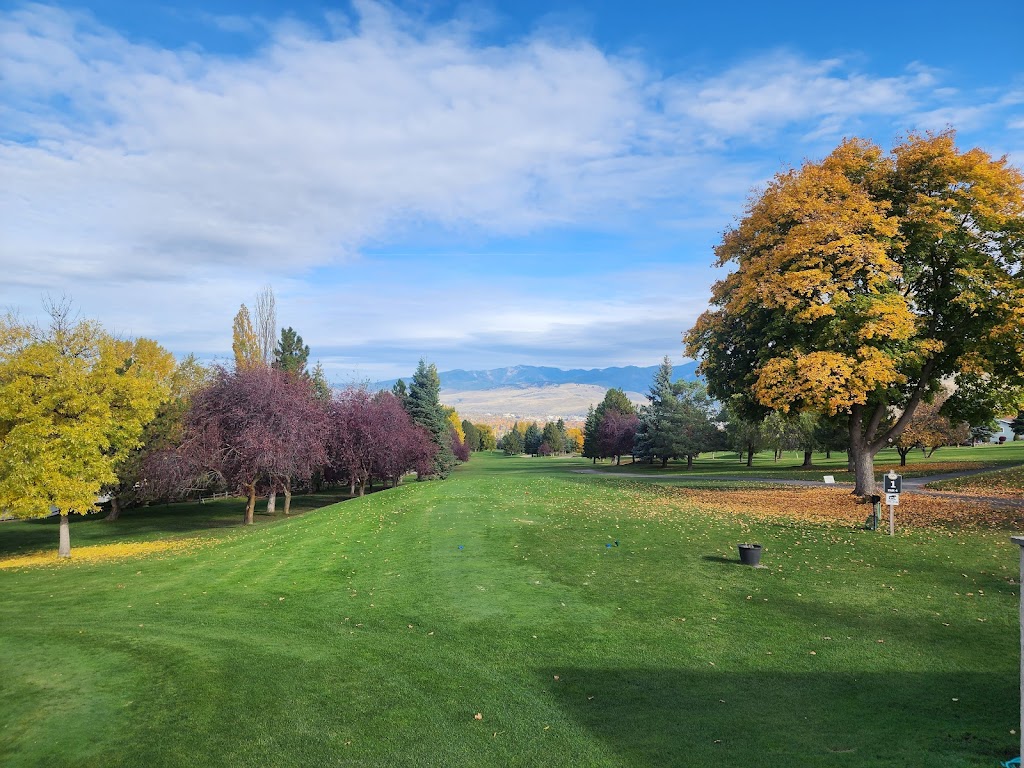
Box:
[367,391,437,488]
[598,409,639,465]
[181,366,328,523]
[327,387,437,495]
[450,427,471,462]
[328,387,376,496]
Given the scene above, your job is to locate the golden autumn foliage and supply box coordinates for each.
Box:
[686,130,1024,495]
[0,307,174,544]
[444,408,465,442]
[231,304,261,371]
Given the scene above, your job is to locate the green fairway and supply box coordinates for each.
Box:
[1,453,1020,767]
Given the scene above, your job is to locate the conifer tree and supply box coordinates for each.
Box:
[523,422,543,455]
[274,327,310,376]
[407,359,456,478]
[582,406,599,463]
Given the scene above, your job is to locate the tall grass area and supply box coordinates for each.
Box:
[1,452,1020,767]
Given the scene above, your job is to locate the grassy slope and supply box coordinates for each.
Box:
[0,453,1020,767]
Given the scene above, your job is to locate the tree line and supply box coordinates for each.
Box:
[0,290,471,556]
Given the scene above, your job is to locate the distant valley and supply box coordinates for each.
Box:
[375,363,700,421]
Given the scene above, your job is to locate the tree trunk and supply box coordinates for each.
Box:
[661,456,668,468]
[616,454,621,466]
[746,443,754,467]
[826,449,832,459]
[283,483,292,516]
[851,448,877,496]
[58,513,71,558]
[801,450,813,468]
[104,496,121,522]
[244,485,256,525]
[349,478,356,496]
[898,448,910,467]
[267,491,276,514]
[686,454,693,470]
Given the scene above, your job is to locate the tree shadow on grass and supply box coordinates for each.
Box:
[0,491,353,557]
[701,555,743,565]
[540,667,1013,767]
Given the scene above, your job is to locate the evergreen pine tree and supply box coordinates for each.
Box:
[407,360,456,478]
[392,379,409,410]
[273,327,310,376]
[523,422,543,455]
[309,361,332,401]
[582,405,599,463]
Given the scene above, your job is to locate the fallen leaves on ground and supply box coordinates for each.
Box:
[641,487,1022,529]
[0,537,214,570]
[926,465,1024,498]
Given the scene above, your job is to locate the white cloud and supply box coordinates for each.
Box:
[660,54,938,145]
[1,3,1017,378]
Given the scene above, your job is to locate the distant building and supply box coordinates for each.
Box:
[991,418,1016,443]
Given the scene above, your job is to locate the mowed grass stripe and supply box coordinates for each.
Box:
[0,452,1018,766]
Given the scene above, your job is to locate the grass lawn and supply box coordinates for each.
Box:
[1,452,1021,766]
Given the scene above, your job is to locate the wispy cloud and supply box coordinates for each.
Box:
[1,2,1018,379]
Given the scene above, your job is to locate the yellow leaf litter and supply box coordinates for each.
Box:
[0,537,213,570]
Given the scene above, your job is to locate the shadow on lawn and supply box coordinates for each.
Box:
[0,491,353,557]
[701,555,743,565]
[540,667,1013,767]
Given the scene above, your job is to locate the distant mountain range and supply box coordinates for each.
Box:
[375,362,700,394]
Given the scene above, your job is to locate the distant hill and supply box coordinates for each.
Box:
[375,362,699,394]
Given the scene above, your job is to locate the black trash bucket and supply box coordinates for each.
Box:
[738,543,763,566]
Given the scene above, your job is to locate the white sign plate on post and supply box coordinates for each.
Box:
[885,493,900,506]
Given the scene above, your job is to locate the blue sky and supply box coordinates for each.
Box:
[2,0,1022,383]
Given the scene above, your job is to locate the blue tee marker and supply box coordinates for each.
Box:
[458,545,464,550]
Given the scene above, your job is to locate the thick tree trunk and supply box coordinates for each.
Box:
[686,454,693,470]
[898,449,910,467]
[349,478,356,496]
[58,513,71,558]
[661,456,668,468]
[802,451,813,468]
[852,448,877,496]
[826,449,832,459]
[283,484,292,515]
[267,491,276,514]
[616,454,621,466]
[746,443,754,467]
[104,496,121,522]
[244,485,256,525]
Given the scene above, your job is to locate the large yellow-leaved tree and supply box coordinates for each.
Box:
[685,131,1024,495]
[0,303,174,556]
